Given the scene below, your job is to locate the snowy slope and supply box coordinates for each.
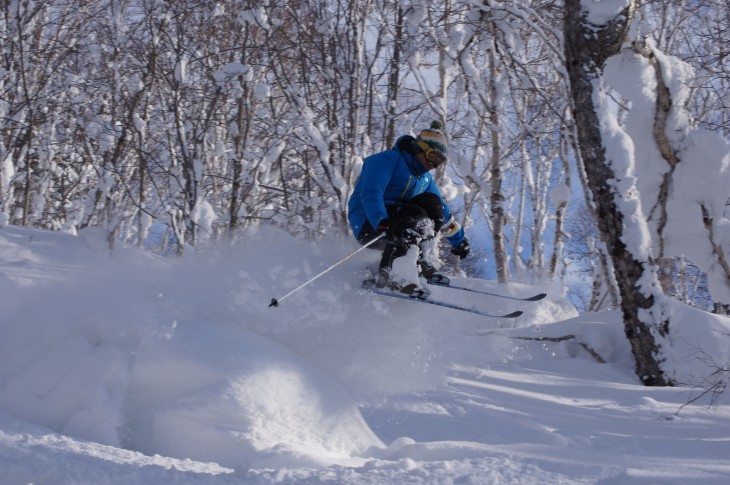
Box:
[1,225,729,484]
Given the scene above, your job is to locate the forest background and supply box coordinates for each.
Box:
[1,0,728,317]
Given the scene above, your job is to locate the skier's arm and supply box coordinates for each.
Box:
[442,204,469,258]
[442,210,465,247]
[359,153,394,228]
[425,179,466,247]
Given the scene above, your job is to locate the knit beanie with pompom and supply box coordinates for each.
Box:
[417,120,448,159]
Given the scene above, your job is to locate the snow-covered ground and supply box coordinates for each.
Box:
[1,225,729,484]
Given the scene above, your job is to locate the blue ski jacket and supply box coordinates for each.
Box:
[348,136,465,248]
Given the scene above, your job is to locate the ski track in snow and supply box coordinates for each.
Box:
[1,225,729,484]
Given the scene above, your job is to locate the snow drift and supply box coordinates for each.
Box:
[0,226,386,468]
[1,225,729,484]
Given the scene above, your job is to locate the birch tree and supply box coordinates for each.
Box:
[564,0,671,385]
[565,0,730,385]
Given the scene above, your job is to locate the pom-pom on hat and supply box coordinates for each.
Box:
[417,120,448,160]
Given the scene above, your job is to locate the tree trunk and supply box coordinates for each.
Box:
[487,35,510,284]
[564,0,671,386]
[385,5,404,150]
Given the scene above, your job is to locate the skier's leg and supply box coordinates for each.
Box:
[375,203,430,296]
[405,193,450,284]
[407,193,444,234]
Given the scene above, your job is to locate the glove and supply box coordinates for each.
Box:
[376,218,400,239]
[451,238,470,259]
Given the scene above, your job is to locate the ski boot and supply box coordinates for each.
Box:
[363,267,429,299]
[418,259,450,285]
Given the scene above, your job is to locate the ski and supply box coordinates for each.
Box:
[363,285,523,319]
[428,281,546,302]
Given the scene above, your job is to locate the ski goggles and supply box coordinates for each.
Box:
[417,141,447,168]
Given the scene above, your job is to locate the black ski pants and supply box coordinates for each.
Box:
[356,193,444,272]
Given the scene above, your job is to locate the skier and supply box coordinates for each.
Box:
[348,120,470,297]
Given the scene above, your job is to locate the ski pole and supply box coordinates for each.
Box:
[269,232,386,307]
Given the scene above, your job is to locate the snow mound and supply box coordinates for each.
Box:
[126,320,384,469]
[0,225,385,469]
